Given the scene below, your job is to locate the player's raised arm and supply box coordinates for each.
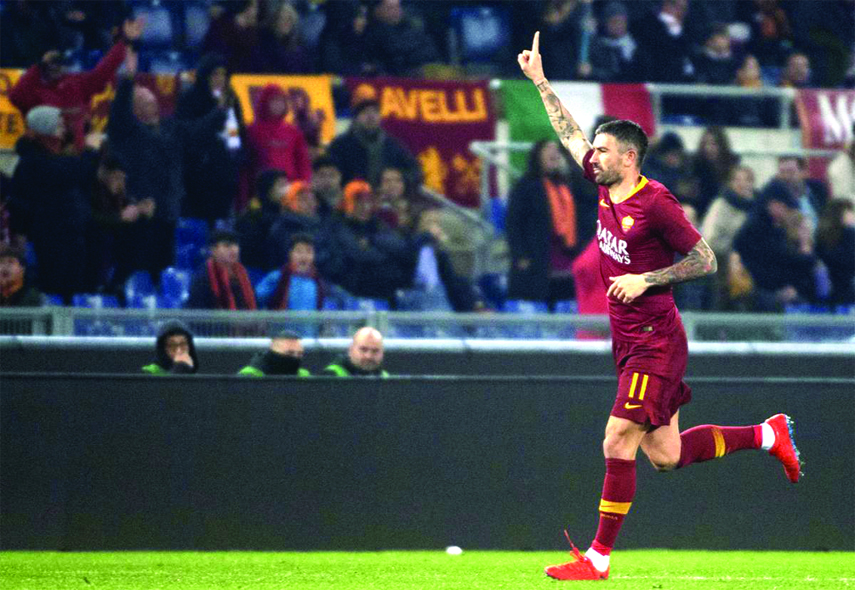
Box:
[518,31,592,168]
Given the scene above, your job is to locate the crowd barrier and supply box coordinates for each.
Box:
[2,374,852,551]
[1,335,853,378]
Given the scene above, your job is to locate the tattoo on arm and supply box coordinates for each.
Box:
[643,238,718,286]
[536,80,592,167]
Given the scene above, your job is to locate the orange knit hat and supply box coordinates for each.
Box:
[282,180,310,211]
[341,180,373,215]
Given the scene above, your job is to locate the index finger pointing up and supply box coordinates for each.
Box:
[532,31,540,55]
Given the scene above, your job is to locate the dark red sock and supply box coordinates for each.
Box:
[592,458,636,555]
[677,424,762,469]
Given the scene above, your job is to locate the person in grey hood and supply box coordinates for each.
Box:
[142,321,199,374]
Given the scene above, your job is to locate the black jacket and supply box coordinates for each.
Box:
[175,54,247,222]
[108,77,226,223]
[733,204,817,300]
[317,214,414,299]
[326,128,417,187]
[322,355,388,377]
[505,174,597,301]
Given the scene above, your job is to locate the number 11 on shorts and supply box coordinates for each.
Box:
[625,372,649,409]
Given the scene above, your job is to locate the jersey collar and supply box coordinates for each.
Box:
[612,176,649,204]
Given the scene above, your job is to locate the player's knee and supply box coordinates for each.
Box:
[602,429,633,458]
[648,450,680,472]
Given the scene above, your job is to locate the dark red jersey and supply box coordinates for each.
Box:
[582,149,701,340]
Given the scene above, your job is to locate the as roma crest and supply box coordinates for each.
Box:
[621,215,635,232]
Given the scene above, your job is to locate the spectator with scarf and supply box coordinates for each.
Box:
[505,139,597,309]
[186,230,257,310]
[256,233,326,310]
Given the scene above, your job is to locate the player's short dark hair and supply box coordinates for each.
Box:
[288,232,314,251]
[595,119,649,168]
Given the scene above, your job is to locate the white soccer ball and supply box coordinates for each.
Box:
[445,545,463,556]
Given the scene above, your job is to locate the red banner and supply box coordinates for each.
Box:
[345,77,496,208]
[795,89,855,178]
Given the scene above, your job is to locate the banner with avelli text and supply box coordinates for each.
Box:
[345,77,496,208]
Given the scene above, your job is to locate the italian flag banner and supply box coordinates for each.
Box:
[500,80,656,170]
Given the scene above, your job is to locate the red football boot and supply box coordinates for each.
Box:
[765,413,803,483]
[545,532,609,581]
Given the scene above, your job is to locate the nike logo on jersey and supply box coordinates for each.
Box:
[599,198,610,208]
[624,402,642,410]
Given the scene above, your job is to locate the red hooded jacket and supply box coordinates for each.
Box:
[247,84,312,184]
[10,41,128,151]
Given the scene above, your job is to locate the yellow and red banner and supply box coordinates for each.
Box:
[0,69,25,150]
[345,77,496,208]
[0,71,337,150]
[230,74,336,144]
[0,69,182,150]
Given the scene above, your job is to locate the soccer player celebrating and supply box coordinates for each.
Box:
[518,32,802,581]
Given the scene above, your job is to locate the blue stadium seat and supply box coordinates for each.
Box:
[246,267,266,288]
[131,2,175,50]
[126,293,161,309]
[449,6,510,63]
[72,294,120,309]
[183,2,211,50]
[44,294,64,306]
[478,273,507,311]
[71,294,120,336]
[552,299,578,339]
[125,271,156,302]
[502,299,548,339]
[176,217,209,250]
[161,267,190,305]
[343,297,390,312]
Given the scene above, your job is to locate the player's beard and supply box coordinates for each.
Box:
[595,166,623,187]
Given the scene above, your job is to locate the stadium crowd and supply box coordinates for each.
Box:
[0,0,853,316]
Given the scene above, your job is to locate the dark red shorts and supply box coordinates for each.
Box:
[609,323,692,426]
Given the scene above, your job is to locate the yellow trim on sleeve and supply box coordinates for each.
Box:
[712,427,726,458]
[599,499,632,515]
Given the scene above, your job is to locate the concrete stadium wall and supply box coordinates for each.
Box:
[2,374,852,551]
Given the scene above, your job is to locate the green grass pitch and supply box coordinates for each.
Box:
[1,550,853,589]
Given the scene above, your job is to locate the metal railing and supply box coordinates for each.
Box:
[646,83,799,130]
[1,308,853,343]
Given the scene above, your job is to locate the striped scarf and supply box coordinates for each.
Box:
[206,259,257,310]
[544,179,577,249]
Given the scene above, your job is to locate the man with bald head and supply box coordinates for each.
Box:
[107,49,229,277]
[323,326,389,377]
